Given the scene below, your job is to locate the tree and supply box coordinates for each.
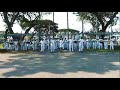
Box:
[17,12,51,34]
[24,19,58,40]
[0,12,19,39]
[74,12,118,39]
[0,12,51,40]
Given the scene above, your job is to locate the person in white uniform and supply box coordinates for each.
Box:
[96,39,99,49]
[20,40,24,50]
[59,39,64,51]
[69,38,74,51]
[27,40,30,50]
[3,41,9,50]
[110,38,114,50]
[10,40,14,50]
[86,38,90,49]
[25,40,28,50]
[14,40,18,51]
[40,39,45,52]
[104,39,108,50]
[50,39,55,52]
[59,39,64,50]
[22,40,25,50]
[32,40,35,50]
[47,39,50,50]
[93,39,97,49]
[98,39,103,49]
[79,38,84,51]
[34,40,38,50]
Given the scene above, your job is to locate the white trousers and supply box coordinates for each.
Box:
[79,43,84,51]
[69,43,73,51]
[110,43,114,50]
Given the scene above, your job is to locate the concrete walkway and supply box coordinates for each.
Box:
[0,51,120,78]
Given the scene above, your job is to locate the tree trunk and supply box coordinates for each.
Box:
[74,33,75,40]
[68,31,69,39]
[3,12,15,40]
[22,25,34,40]
[53,31,54,39]
[100,25,107,39]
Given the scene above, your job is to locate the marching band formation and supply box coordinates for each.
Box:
[3,36,115,52]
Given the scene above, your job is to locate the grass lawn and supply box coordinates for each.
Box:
[85,46,120,52]
[0,43,120,53]
[0,44,3,49]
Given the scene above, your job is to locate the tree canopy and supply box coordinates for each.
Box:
[74,12,118,32]
[0,12,51,40]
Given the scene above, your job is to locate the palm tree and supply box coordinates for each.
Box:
[53,12,55,39]
[82,19,84,38]
[67,12,69,39]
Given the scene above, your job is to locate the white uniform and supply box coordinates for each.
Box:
[104,40,108,50]
[40,40,45,52]
[110,39,114,50]
[96,39,99,49]
[24,40,27,50]
[10,40,14,50]
[59,40,64,49]
[27,40,30,50]
[14,41,18,51]
[79,39,84,51]
[47,40,50,50]
[73,40,77,50]
[69,39,74,51]
[64,39,68,49]
[54,40,57,49]
[50,40,55,52]
[3,42,9,50]
[22,40,25,50]
[34,40,38,50]
[99,39,103,49]
[32,40,35,50]
[93,39,97,49]
[21,41,24,50]
[86,39,89,49]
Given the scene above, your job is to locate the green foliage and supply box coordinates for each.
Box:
[0,44,3,49]
[17,12,52,31]
[34,20,59,33]
[0,12,51,33]
[74,12,118,32]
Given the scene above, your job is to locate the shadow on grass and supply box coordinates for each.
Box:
[0,51,120,77]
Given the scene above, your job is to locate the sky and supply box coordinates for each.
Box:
[0,12,120,33]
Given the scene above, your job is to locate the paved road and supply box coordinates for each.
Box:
[0,51,120,78]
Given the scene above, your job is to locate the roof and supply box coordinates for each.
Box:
[0,31,5,34]
[58,29,79,33]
